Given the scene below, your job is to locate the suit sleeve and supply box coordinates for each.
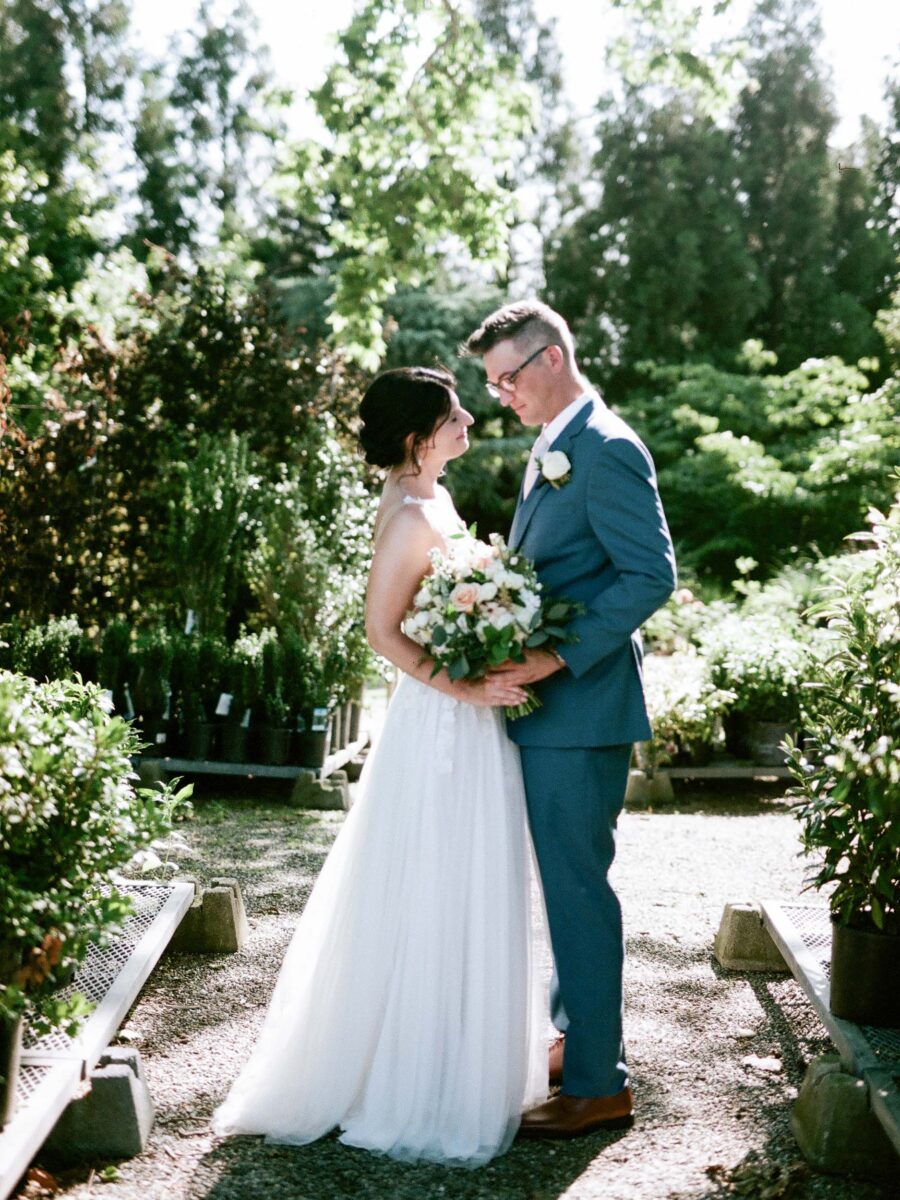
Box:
[557,435,677,679]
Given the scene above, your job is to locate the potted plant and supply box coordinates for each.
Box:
[0,672,184,1125]
[638,652,734,771]
[257,638,291,765]
[14,615,84,683]
[221,632,268,763]
[132,627,174,754]
[179,635,226,760]
[786,490,900,1027]
[99,618,133,717]
[703,612,812,764]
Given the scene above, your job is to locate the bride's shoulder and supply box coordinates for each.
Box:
[373,497,439,555]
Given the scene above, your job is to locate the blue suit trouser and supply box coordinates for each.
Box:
[518,743,632,1098]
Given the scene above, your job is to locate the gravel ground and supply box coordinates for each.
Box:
[19,780,898,1200]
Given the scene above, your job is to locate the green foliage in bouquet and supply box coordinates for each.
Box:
[0,673,189,1033]
[407,531,581,719]
[786,483,900,933]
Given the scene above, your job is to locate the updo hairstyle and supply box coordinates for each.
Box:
[358,366,457,472]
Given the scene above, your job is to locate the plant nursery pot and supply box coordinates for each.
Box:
[258,725,291,766]
[672,741,714,767]
[830,919,900,1027]
[220,722,249,764]
[0,1015,23,1129]
[138,716,169,756]
[746,719,794,766]
[184,720,216,761]
[295,729,330,769]
[723,711,751,759]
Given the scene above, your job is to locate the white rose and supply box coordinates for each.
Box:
[478,581,498,602]
[489,608,514,630]
[541,450,571,482]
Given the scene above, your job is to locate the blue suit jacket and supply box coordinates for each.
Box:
[507,398,676,748]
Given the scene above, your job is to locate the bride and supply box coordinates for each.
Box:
[212,365,548,1165]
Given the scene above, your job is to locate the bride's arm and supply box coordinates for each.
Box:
[365,506,529,709]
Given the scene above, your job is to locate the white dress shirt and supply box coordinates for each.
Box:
[523,393,595,498]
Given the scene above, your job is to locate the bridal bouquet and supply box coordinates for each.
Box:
[404,531,581,719]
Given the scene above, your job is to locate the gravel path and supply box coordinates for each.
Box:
[21,782,897,1200]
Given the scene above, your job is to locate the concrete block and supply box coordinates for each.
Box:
[791,1055,897,1181]
[289,768,350,811]
[170,878,248,953]
[625,768,674,807]
[45,1047,154,1162]
[713,902,788,971]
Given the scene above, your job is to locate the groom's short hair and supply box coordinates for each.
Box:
[462,300,576,367]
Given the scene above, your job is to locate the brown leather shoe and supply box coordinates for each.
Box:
[548,1035,565,1086]
[518,1088,634,1139]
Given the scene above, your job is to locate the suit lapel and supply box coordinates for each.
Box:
[509,401,595,550]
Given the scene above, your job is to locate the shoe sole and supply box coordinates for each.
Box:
[518,1113,634,1139]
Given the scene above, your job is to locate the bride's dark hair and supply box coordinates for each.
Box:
[359,366,456,472]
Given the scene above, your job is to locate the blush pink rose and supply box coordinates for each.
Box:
[449,582,479,613]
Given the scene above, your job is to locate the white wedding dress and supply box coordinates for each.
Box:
[212,495,547,1166]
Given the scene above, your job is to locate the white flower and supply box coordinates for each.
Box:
[478,581,498,602]
[540,450,572,487]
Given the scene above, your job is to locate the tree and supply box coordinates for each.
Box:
[545,93,763,391]
[731,0,838,367]
[131,0,287,253]
[475,0,582,290]
[301,0,534,368]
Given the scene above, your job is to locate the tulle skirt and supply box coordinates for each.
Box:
[211,673,547,1166]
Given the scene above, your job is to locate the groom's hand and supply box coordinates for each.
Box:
[490,649,566,686]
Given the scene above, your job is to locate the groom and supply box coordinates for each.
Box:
[464,300,676,1137]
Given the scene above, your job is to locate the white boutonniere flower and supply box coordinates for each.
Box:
[538,450,572,489]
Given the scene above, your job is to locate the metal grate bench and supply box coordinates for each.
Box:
[0,880,194,1200]
[761,901,900,1158]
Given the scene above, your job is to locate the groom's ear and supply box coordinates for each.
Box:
[545,345,566,373]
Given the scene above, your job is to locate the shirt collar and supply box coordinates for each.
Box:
[539,392,595,447]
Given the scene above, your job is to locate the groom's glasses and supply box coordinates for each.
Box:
[484,344,554,400]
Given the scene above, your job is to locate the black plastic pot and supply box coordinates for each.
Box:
[257,725,291,766]
[0,1015,23,1129]
[830,918,900,1027]
[184,720,215,761]
[220,722,249,764]
[295,729,330,769]
[138,716,169,756]
[746,719,793,767]
[723,711,751,759]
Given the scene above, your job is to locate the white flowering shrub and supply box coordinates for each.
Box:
[0,673,188,1032]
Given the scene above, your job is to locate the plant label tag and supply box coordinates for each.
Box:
[156,730,167,745]
[123,683,135,721]
[241,707,252,729]
[216,693,233,717]
[184,609,197,635]
[311,706,329,732]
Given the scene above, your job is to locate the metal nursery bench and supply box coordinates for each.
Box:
[761,900,900,1159]
[0,880,194,1200]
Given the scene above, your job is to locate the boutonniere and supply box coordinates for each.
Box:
[538,450,572,489]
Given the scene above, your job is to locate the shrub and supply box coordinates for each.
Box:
[640,651,734,769]
[786,484,900,933]
[0,673,187,1033]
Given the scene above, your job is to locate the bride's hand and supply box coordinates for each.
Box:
[454,676,530,709]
